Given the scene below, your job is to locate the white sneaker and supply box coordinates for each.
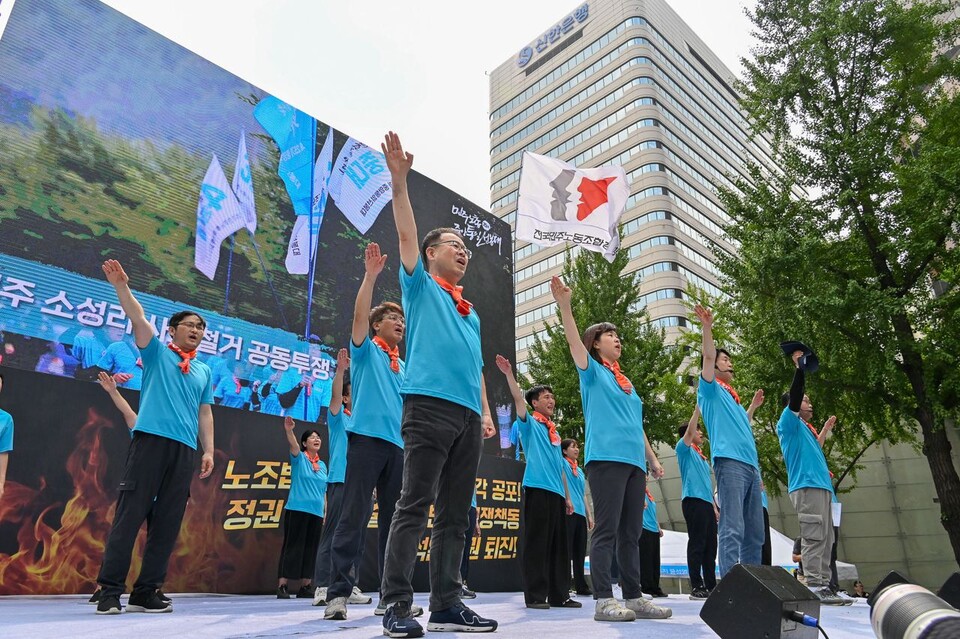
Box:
[625,597,672,619]
[312,586,327,607]
[835,590,856,606]
[594,597,636,622]
[324,596,347,620]
[347,586,372,605]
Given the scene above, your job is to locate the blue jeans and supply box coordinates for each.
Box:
[714,457,764,577]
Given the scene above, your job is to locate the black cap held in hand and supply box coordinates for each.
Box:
[779,341,819,373]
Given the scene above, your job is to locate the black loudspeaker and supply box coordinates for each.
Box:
[938,572,960,609]
[700,564,821,638]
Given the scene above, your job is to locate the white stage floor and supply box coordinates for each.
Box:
[0,591,876,638]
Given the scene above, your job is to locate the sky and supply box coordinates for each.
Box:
[97,0,757,209]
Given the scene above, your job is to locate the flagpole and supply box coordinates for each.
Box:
[223,235,235,315]
[303,117,318,421]
[247,231,290,331]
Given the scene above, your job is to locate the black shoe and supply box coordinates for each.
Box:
[383,601,424,638]
[575,588,592,596]
[127,589,172,613]
[277,584,290,599]
[526,601,550,609]
[156,590,172,605]
[296,585,313,599]
[553,599,583,608]
[461,584,477,599]
[650,589,669,598]
[689,587,710,600]
[95,595,122,615]
[88,588,102,604]
[427,603,498,632]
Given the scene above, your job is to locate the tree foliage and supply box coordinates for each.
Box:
[722,0,960,557]
[524,247,689,454]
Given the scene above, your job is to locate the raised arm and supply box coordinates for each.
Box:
[480,375,496,439]
[382,132,418,274]
[102,260,154,348]
[98,371,137,430]
[788,351,805,414]
[495,354,527,420]
[694,304,716,383]
[683,405,700,446]
[198,404,214,478]
[747,389,765,422]
[283,416,300,457]
[818,416,836,447]
[352,243,387,346]
[328,348,349,416]
[550,276,589,370]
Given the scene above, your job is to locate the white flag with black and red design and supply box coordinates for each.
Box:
[516,151,629,262]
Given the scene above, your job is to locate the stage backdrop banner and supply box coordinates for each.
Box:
[0,0,516,594]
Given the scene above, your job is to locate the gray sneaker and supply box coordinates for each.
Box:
[347,586,372,604]
[376,600,423,616]
[312,586,327,607]
[324,596,347,620]
[625,597,672,619]
[812,587,846,606]
[594,597,636,622]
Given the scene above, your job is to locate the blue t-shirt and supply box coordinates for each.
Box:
[676,439,713,504]
[98,341,144,389]
[577,357,646,470]
[213,376,252,409]
[70,332,104,368]
[562,460,587,517]
[0,408,14,453]
[133,337,213,449]
[471,489,478,509]
[276,367,329,423]
[643,494,660,533]
[326,408,351,484]
[285,452,327,517]
[762,489,769,509]
[696,377,759,468]
[515,414,566,497]
[399,258,483,415]
[349,337,405,449]
[776,408,834,494]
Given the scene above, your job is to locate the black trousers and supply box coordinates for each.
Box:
[567,513,589,593]
[520,487,570,605]
[761,507,772,566]
[278,509,324,580]
[460,506,478,583]
[829,525,840,591]
[328,434,402,599]
[682,497,718,590]
[97,432,195,597]
[639,528,661,593]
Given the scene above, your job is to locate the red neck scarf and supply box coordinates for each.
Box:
[601,360,633,394]
[565,455,579,477]
[431,275,473,317]
[344,407,352,417]
[692,443,708,461]
[372,335,401,373]
[167,342,196,374]
[804,420,819,438]
[234,377,242,394]
[716,378,740,404]
[304,450,320,472]
[532,410,561,445]
[645,488,656,502]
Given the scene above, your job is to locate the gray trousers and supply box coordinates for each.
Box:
[789,487,834,588]
[380,395,482,611]
[586,461,646,600]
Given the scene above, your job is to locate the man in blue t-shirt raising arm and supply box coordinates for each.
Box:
[378,132,497,638]
[94,260,215,615]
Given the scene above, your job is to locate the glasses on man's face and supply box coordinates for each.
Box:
[383,313,405,324]
[430,240,472,259]
[177,322,205,331]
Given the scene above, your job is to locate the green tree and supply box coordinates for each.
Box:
[720,0,960,560]
[524,247,689,451]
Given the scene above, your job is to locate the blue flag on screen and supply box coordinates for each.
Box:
[327,138,393,235]
[195,155,247,279]
[232,130,257,234]
[286,127,334,274]
[253,96,316,215]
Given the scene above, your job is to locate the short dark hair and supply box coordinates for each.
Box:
[342,374,352,396]
[524,384,553,408]
[780,392,791,409]
[170,310,206,330]
[561,438,577,453]
[699,347,732,369]
[677,423,689,439]
[581,322,618,364]
[420,227,465,266]
[300,429,320,451]
[369,302,404,335]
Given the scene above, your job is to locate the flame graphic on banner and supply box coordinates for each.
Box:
[0,408,280,595]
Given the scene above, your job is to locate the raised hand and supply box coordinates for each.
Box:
[336,347,350,370]
[792,350,804,368]
[97,371,118,393]
[364,242,388,277]
[693,304,713,328]
[550,275,572,307]
[494,354,513,377]
[750,389,765,411]
[822,415,836,432]
[284,415,296,431]
[102,259,129,286]
[113,372,133,385]
[382,131,413,181]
